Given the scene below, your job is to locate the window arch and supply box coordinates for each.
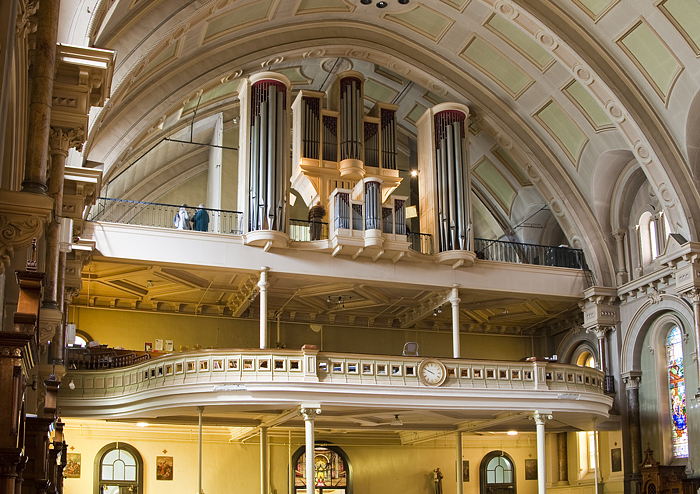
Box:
[479,451,516,494]
[93,443,143,494]
[666,325,688,458]
[637,210,667,266]
[292,444,352,494]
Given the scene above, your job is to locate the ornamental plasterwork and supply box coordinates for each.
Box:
[49,127,85,153]
[15,0,38,39]
[0,191,53,274]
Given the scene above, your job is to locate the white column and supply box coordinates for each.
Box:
[260,426,268,494]
[456,432,464,494]
[450,286,461,358]
[207,113,223,232]
[689,289,700,396]
[197,406,204,494]
[301,405,321,494]
[259,266,269,349]
[532,411,552,494]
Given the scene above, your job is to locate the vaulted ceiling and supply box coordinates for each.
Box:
[60,0,700,287]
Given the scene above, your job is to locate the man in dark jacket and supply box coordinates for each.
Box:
[193,204,210,232]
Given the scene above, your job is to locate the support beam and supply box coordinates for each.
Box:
[197,406,204,494]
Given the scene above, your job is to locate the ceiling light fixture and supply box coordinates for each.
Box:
[507,430,518,436]
[136,422,149,427]
[377,1,388,6]
[391,414,403,426]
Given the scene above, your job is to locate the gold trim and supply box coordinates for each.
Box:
[532,98,589,169]
[561,79,615,133]
[482,13,556,73]
[656,0,700,57]
[459,35,535,100]
[615,17,684,108]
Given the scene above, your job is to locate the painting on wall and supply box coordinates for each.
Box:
[64,453,81,478]
[611,448,622,472]
[525,459,537,480]
[156,456,173,480]
[462,460,469,482]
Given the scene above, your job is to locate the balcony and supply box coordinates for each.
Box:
[59,347,613,427]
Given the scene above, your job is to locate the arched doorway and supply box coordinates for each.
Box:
[480,451,516,494]
[292,444,352,493]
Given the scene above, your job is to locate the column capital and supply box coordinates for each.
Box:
[0,448,23,478]
[300,405,321,421]
[622,373,642,390]
[49,127,85,154]
[580,286,619,330]
[586,325,612,340]
[612,229,627,240]
[530,411,552,425]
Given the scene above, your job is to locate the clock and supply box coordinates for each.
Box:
[418,358,447,386]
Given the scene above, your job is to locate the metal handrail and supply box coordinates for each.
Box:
[89,197,243,234]
[474,237,587,270]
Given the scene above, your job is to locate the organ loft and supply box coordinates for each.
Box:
[237,70,473,266]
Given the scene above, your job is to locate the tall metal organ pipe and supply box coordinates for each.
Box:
[248,79,289,232]
[340,77,363,161]
[434,110,470,251]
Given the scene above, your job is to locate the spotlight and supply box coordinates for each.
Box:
[391,414,403,426]
[410,169,418,177]
[361,0,372,3]
[377,1,387,7]
[398,0,409,3]
[507,430,518,436]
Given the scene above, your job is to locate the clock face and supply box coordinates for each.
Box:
[418,359,447,386]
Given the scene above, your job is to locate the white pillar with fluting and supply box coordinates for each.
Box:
[301,404,321,494]
[259,266,269,349]
[532,410,552,494]
[450,285,461,358]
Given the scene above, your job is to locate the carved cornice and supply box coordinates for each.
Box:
[0,191,53,274]
[580,286,620,329]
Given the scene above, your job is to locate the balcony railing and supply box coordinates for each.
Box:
[408,232,433,255]
[62,348,608,397]
[89,197,243,234]
[474,237,587,269]
[289,218,329,241]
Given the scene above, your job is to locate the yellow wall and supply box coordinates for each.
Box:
[72,306,535,360]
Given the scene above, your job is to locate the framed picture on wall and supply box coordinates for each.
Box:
[64,453,81,478]
[145,342,153,352]
[156,456,173,480]
[165,340,174,352]
[462,460,469,482]
[525,459,537,480]
[611,448,622,472]
[155,339,163,351]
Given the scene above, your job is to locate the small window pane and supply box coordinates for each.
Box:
[125,465,136,482]
[113,460,125,480]
[101,465,113,481]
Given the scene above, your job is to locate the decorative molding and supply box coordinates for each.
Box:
[0,191,53,274]
[49,127,85,153]
[15,0,38,39]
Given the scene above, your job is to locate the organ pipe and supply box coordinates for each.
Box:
[433,110,470,251]
[248,78,289,233]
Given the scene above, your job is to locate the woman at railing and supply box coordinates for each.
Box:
[173,204,192,230]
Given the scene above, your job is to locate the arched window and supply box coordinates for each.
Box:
[638,211,666,266]
[480,451,516,494]
[292,444,352,493]
[576,351,596,369]
[94,443,143,494]
[666,326,688,458]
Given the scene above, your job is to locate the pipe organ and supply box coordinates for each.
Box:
[291,70,405,243]
[238,73,291,233]
[416,104,472,253]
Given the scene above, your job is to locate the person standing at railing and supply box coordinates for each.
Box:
[174,204,192,230]
[193,204,209,232]
[308,200,326,240]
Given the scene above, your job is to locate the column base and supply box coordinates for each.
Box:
[20,182,48,195]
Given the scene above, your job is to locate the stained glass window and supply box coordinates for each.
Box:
[295,447,347,492]
[666,326,689,458]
